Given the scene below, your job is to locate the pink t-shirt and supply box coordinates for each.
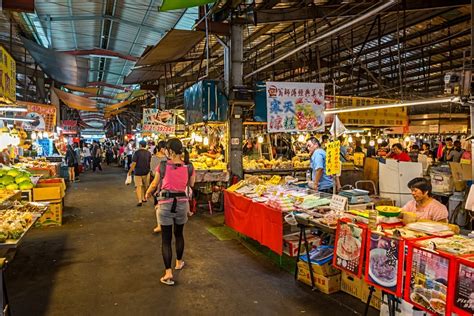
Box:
[156,162,195,192]
[401,199,448,222]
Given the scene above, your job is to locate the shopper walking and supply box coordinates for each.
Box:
[92,141,103,172]
[65,144,77,183]
[146,138,195,286]
[128,140,152,207]
[83,144,92,170]
[147,140,169,233]
[125,140,134,170]
[73,143,81,182]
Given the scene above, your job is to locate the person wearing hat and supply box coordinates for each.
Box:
[128,140,152,206]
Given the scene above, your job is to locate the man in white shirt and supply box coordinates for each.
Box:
[125,140,135,170]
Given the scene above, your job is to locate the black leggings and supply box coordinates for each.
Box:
[161,224,185,269]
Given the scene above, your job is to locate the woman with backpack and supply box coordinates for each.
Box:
[145,138,195,286]
[65,144,77,183]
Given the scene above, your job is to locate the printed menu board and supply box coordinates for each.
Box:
[405,246,451,316]
[333,220,366,277]
[365,232,404,296]
[453,256,474,316]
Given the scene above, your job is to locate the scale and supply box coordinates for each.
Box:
[338,189,371,204]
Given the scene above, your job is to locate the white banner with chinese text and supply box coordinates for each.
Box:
[266,82,325,133]
[142,109,175,134]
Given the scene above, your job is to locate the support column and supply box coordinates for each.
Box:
[228,24,244,180]
[158,83,166,110]
[50,87,60,127]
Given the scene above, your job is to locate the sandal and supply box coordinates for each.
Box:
[160,277,174,286]
[175,261,185,270]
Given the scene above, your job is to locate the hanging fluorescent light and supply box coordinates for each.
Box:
[0,107,27,112]
[324,97,459,115]
[0,117,34,122]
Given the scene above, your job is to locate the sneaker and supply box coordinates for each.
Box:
[136,202,142,207]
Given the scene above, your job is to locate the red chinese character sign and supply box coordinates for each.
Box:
[266,82,325,133]
[333,219,367,277]
[142,109,175,134]
[452,256,474,316]
[364,232,404,296]
[61,120,78,135]
[404,244,453,316]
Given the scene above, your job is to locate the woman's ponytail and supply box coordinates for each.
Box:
[183,148,190,165]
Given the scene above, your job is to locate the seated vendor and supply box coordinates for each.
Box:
[401,177,448,222]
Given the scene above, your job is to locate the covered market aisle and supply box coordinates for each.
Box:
[4,167,373,316]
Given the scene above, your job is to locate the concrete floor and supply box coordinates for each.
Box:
[5,166,377,316]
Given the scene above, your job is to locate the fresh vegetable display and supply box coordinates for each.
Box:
[0,167,34,191]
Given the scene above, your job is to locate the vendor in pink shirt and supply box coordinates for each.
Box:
[401,177,448,222]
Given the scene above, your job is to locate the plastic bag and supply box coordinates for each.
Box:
[125,175,132,185]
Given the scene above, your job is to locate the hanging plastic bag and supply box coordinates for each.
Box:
[125,174,132,185]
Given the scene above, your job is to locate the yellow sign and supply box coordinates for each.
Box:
[0,46,16,103]
[326,140,341,175]
[354,152,365,167]
[329,96,407,127]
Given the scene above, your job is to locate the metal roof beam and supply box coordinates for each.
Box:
[34,14,167,34]
[254,0,470,24]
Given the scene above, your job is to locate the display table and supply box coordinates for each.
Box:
[224,190,283,255]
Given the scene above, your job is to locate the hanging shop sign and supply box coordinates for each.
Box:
[452,256,474,316]
[17,102,56,133]
[0,46,16,104]
[330,96,407,127]
[60,120,78,135]
[142,108,175,134]
[364,231,404,296]
[326,140,341,176]
[404,244,452,316]
[266,82,325,133]
[333,219,367,277]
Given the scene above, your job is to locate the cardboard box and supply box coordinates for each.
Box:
[449,162,471,191]
[36,202,62,227]
[283,231,321,257]
[360,281,382,310]
[297,261,341,294]
[33,178,66,201]
[341,271,363,299]
[298,258,340,277]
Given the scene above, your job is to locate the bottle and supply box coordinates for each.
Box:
[368,208,378,230]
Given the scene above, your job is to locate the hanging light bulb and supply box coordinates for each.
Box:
[348,135,353,143]
[377,138,383,144]
[203,136,209,146]
[191,132,196,140]
[31,131,37,140]
[42,131,49,139]
[356,132,360,138]
[297,134,305,143]
[195,135,203,143]
[257,135,264,144]
[367,131,372,137]
[361,137,366,145]
[404,136,410,143]
[369,140,375,147]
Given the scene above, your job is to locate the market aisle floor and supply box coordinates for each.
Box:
[6,166,377,316]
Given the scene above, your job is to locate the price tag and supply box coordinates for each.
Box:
[330,194,347,211]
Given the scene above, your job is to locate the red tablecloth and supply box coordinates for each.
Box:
[224,190,283,255]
